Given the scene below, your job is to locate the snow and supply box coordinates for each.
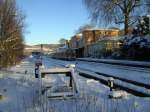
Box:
[122,35,150,48]
[42,57,150,111]
[109,90,128,99]
[0,72,40,112]
[77,61,150,85]
[0,56,150,112]
[40,68,72,74]
[78,58,150,67]
[78,68,150,96]
[42,57,150,93]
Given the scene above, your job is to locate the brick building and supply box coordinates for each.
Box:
[81,28,119,46]
[67,28,120,58]
[82,29,120,57]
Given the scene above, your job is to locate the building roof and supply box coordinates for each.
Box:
[83,28,120,31]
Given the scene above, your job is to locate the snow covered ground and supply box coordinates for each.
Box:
[0,59,40,112]
[47,57,150,85]
[77,61,150,85]
[0,56,150,112]
[78,58,150,67]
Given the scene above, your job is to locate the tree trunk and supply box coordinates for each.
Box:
[123,0,129,35]
[124,14,129,35]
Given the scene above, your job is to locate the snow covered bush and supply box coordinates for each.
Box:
[120,35,150,60]
[117,15,150,60]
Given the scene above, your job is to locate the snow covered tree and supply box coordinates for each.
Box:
[132,15,150,36]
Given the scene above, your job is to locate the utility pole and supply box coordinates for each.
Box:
[41,44,43,53]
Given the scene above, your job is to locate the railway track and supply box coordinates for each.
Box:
[77,58,150,69]
[44,58,150,97]
[77,68,150,97]
[79,61,150,74]
[51,57,150,73]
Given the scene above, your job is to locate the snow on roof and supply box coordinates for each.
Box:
[75,33,82,37]
[83,28,120,31]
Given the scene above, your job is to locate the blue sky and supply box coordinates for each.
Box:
[16,0,90,45]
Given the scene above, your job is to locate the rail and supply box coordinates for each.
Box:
[78,68,150,97]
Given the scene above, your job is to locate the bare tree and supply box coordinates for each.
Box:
[83,0,149,35]
[0,0,25,68]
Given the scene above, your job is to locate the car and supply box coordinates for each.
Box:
[39,66,79,99]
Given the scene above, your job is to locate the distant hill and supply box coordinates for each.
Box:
[24,44,61,55]
[25,44,60,49]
